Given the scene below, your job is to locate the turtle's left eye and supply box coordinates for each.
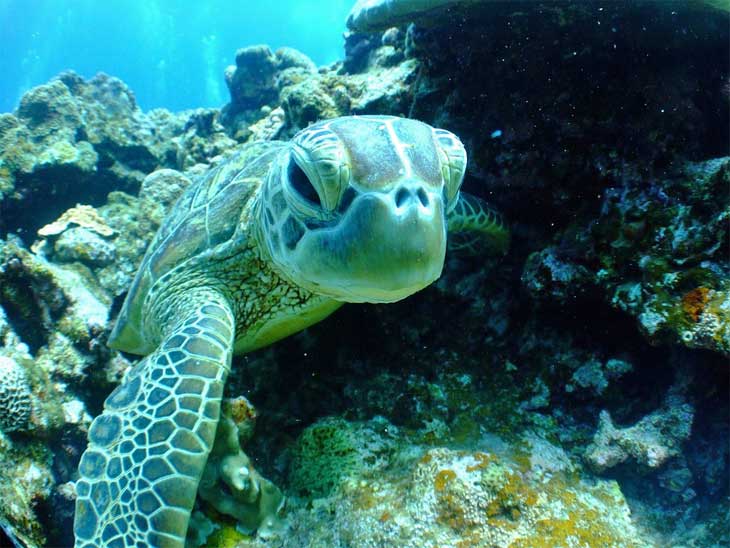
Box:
[288,158,321,207]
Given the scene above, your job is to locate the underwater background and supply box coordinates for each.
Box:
[0,0,352,113]
[0,1,729,547]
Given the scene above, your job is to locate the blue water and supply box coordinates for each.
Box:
[0,0,352,113]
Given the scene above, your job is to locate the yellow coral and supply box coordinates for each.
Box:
[466,452,494,472]
[37,204,116,238]
[434,469,457,492]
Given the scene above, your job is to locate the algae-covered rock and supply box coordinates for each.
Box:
[171,108,238,169]
[591,158,730,356]
[289,417,398,499]
[0,440,55,547]
[275,47,317,73]
[221,45,282,136]
[280,77,343,131]
[271,437,653,548]
[53,227,116,266]
[0,72,155,236]
[30,169,191,298]
[522,246,593,303]
[136,168,193,227]
[248,106,286,142]
[0,72,237,240]
[36,204,119,267]
[277,57,418,133]
[0,242,96,544]
[566,358,633,396]
[220,36,418,138]
[226,45,280,110]
[0,237,110,370]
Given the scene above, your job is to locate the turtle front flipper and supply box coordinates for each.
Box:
[74,292,234,548]
[447,191,510,256]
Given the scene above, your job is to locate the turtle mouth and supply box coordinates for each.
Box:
[281,190,447,303]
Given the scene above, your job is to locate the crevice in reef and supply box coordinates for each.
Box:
[1,168,108,245]
[0,271,50,354]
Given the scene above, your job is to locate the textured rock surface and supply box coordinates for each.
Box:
[288,417,397,499]
[221,46,319,140]
[247,427,652,548]
[585,397,694,472]
[347,0,480,32]
[0,72,236,241]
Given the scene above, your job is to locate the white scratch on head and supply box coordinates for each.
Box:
[384,119,413,178]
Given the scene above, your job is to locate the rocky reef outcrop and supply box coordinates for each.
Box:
[0,72,234,243]
[0,1,727,547]
[277,423,647,548]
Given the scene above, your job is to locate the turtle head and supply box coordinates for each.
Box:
[258,115,466,303]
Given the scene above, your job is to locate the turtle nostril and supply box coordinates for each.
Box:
[416,188,429,207]
[395,188,409,208]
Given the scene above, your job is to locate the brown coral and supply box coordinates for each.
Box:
[434,469,457,492]
[682,286,711,322]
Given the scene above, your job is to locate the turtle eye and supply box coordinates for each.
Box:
[433,128,467,211]
[288,157,321,207]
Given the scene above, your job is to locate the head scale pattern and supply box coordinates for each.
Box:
[257,115,467,304]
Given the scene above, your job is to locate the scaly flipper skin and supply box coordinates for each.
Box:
[74,291,234,548]
[447,191,510,256]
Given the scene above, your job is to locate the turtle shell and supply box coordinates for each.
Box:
[109,141,287,355]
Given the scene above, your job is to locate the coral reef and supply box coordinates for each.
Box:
[221,45,319,139]
[0,438,55,547]
[288,417,397,499]
[219,37,418,141]
[0,1,727,547]
[590,159,730,356]
[585,396,694,472]
[0,356,32,433]
[197,397,285,539]
[225,46,280,113]
[257,426,651,548]
[0,72,234,240]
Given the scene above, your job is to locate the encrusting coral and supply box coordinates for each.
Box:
[0,356,33,433]
[270,427,651,548]
[288,416,398,499]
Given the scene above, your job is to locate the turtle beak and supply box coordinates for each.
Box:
[289,184,447,303]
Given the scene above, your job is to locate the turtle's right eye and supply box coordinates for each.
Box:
[288,158,321,207]
[433,127,467,212]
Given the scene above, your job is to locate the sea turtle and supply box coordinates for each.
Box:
[74,115,509,547]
